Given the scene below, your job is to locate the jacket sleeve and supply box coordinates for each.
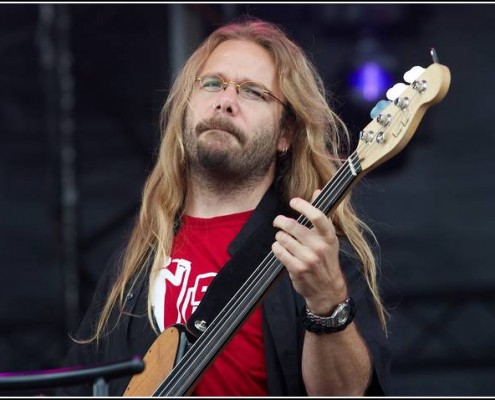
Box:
[262,238,392,396]
[337,239,393,395]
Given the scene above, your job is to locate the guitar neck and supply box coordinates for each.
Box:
[153,152,363,396]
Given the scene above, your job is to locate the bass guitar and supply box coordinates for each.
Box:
[124,50,451,396]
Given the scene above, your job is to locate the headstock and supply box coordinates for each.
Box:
[356,51,451,173]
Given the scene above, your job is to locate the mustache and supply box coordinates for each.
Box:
[195,117,246,144]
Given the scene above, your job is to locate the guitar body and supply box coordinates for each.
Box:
[124,325,187,396]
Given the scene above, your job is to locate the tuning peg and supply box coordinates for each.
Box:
[403,66,426,83]
[370,99,391,119]
[386,83,408,101]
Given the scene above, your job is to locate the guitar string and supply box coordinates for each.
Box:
[155,146,357,395]
[156,86,424,396]
[154,159,353,395]
[156,88,423,395]
[156,154,369,394]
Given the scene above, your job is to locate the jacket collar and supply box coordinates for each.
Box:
[228,184,289,256]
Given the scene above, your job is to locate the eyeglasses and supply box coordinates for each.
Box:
[195,74,288,108]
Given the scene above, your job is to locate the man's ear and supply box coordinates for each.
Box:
[277,115,294,152]
[277,135,291,152]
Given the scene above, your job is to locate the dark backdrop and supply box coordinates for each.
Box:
[1,3,494,396]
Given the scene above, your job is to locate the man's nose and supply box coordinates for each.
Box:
[213,85,240,114]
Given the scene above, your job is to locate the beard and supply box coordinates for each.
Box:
[184,114,280,188]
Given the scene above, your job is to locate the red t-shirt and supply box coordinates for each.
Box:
[161,210,268,396]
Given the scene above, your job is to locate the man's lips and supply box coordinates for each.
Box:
[200,129,238,145]
[195,120,245,144]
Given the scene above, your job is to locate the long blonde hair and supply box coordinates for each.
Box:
[82,17,387,343]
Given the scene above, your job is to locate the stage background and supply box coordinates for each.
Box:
[1,3,494,396]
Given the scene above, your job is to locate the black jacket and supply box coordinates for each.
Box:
[57,186,391,396]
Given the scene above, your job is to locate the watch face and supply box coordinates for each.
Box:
[303,298,355,333]
[336,307,350,325]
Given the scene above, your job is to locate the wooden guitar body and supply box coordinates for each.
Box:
[124,325,190,396]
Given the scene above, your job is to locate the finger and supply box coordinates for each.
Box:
[311,189,321,203]
[288,197,335,237]
[274,229,322,267]
[273,215,333,269]
[271,240,301,270]
[273,214,314,247]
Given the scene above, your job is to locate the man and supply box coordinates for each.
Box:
[59,17,391,396]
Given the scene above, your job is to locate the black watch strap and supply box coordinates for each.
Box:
[302,297,356,334]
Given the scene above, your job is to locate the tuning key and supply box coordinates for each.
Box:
[386,83,408,101]
[403,66,425,83]
[370,99,391,119]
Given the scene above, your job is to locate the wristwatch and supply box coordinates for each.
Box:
[302,297,356,334]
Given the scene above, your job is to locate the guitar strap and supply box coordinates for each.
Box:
[186,184,293,338]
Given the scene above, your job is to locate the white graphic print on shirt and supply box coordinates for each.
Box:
[152,256,217,330]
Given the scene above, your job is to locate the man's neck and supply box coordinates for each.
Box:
[185,171,274,218]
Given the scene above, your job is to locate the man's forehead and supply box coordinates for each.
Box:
[200,40,278,87]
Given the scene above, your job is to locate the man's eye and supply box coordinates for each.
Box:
[241,84,264,99]
[202,78,223,89]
